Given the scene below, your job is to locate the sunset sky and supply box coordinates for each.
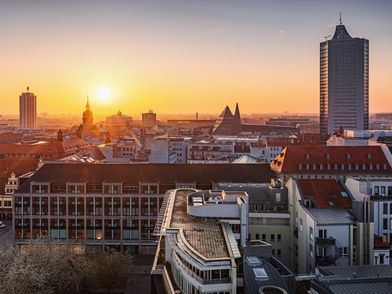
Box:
[1,0,391,116]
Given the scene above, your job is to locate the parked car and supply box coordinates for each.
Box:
[0,221,6,229]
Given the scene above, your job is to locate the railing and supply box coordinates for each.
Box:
[316,237,336,246]
[172,251,231,285]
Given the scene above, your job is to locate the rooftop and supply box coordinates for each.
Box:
[297,179,352,209]
[270,145,392,174]
[170,189,229,259]
[306,208,353,225]
[17,162,274,193]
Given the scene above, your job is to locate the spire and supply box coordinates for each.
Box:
[86,95,90,111]
[339,12,342,25]
[234,102,240,119]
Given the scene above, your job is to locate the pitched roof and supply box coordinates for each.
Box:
[270,145,392,174]
[297,179,352,209]
[0,159,39,193]
[17,162,275,193]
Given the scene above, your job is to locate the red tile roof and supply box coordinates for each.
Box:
[0,159,39,193]
[297,179,352,209]
[270,145,392,174]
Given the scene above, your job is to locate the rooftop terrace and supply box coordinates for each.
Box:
[170,190,229,259]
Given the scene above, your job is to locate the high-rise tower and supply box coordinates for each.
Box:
[320,17,369,139]
[19,87,37,129]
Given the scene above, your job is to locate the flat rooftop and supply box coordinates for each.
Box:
[170,190,229,259]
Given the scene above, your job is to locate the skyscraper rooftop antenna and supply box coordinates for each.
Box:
[339,12,342,25]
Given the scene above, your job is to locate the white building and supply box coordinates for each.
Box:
[168,137,188,163]
[152,189,249,294]
[287,178,373,274]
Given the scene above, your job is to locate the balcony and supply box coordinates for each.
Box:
[316,255,336,266]
[316,237,336,246]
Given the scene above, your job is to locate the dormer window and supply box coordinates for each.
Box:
[369,164,373,170]
[334,164,338,170]
[306,164,310,170]
[347,153,351,159]
[384,164,388,170]
[313,164,316,170]
[362,164,366,170]
[368,153,372,159]
[319,164,323,170]
[341,164,345,170]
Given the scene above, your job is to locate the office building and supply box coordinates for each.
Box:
[320,19,369,139]
[142,110,157,128]
[19,87,37,129]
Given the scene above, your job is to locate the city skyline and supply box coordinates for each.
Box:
[1,0,391,116]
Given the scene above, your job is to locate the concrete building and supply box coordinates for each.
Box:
[151,189,248,294]
[320,19,369,139]
[142,110,157,128]
[215,181,291,267]
[168,136,187,163]
[13,162,273,254]
[19,87,37,129]
[346,177,392,243]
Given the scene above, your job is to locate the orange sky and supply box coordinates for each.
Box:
[1,0,391,116]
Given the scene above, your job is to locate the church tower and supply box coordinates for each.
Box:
[82,96,94,131]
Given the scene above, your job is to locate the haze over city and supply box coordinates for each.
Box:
[1,0,391,116]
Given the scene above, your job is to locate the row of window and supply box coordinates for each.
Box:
[298,163,387,171]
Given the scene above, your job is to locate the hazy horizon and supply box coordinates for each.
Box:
[1,0,391,115]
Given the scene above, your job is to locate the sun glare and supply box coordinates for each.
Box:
[96,86,112,103]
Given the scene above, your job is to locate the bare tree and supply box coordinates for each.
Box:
[0,241,131,294]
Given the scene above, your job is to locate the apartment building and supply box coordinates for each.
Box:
[287,178,373,274]
[270,145,392,183]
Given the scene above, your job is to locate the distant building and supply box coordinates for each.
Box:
[142,110,157,128]
[82,96,94,132]
[19,87,37,129]
[320,19,369,139]
[106,111,132,134]
[212,103,242,135]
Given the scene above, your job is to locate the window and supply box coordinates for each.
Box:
[381,186,386,195]
[380,254,385,265]
[300,218,304,231]
[270,234,275,242]
[383,218,388,230]
[255,233,260,240]
[339,247,348,258]
[309,227,314,240]
[384,203,388,214]
[375,186,380,196]
[261,234,266,241]
[277,249,281,257]
[319,229,327,239]
[276,193,281,202]
[277,234,281,242]
[309,244,313,258]
[390,203,392,215]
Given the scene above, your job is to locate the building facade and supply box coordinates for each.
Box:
[320,20,369,139]
[13,163,273,254]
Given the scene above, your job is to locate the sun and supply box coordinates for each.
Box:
[96,86,112,103]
